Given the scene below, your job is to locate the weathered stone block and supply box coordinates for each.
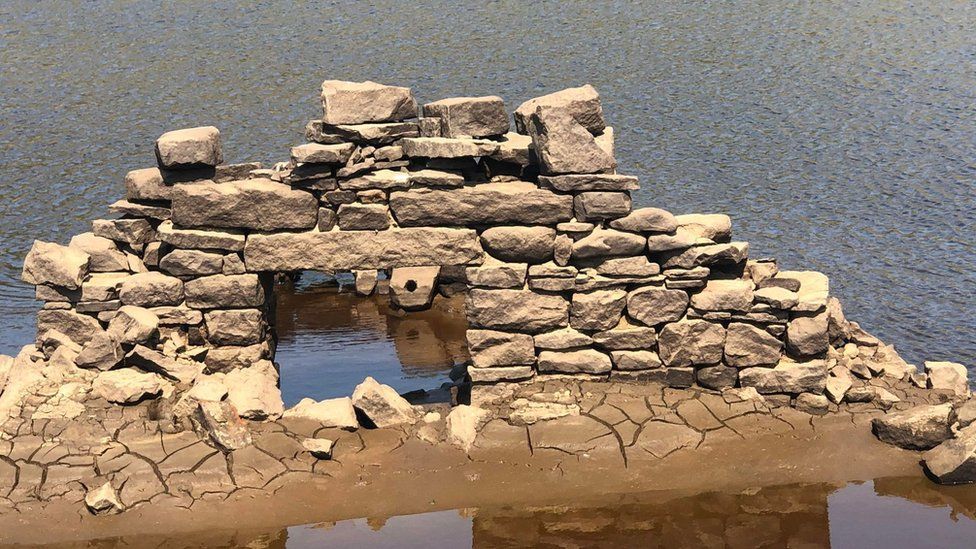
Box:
[172,179,317,231]
[320,80,417,125]
[778,270,829,313]
[204,343,269,373]
[466,289,569,333]
[465,260,527,289]
[390,182,573,227]
[22,240,90,290]
[657,319,726,367]
[290,142,355,164]
[608,207,677,233]
[400,137,500,158]
[339,169,411,191]
[92,219,155,246]
[533,328,593,350]
[674,214,732,242]
[594,256,659,277]
[69,233,128,273]
[184,274,265,309]
[739,359,828,394]
[872,404,955,450]
[663,242,749,270]
[570,290,627,331]
[125,167,173,201]
[205,309,265,346]
[571,228,646,260]
[155,126,222,169]
[786,310,830,358]
[306,120,420,145]
[724,322,783,368]
[466,330,536,368]
[159,249,224,277]
[610,350,662,371]
[537,349,612,375]
[591,318,657,350]
[527,105,615,175]
[423,96,509,138]
[156,220,245,251]
[690,279,754,312]
[119,272,184,307]
[479,226,555,264]
[389,266,439,311]
[337,203,391,230]
[573,192,631,221]
[626,286,688,326]
[245,228,484,271]
[37,309,102,345]
[514,84,605,135]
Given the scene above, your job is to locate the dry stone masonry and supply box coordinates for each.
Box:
[4,79,976,515]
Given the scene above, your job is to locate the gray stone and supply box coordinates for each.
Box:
[594,256,660,277]
[320,80,417,124]
[283,397,359,430]
[389,266,439,311]
[223,361,283,420]
[573,192,631,222]
[155,126,222,169]
[75,330,124,370]
[626,286,688,326]
[317,208,337,231]
[337,203,391,230]
[205,309,265,346]
[674,214,732,242]
[795,393,830,415]
[657,319,726,367]
[872,404,955,450]
[467,329,535,368]
[92,369,170,404]
[922,424,976,484]
[68,233,128,273]
[290,142,356,164]
[465,260,527,289]
[466,289,569,333]
[663,242,749,270]
[37,309,102,345]
[119,272,184,307]
[85,482,123,515]
[786,310,830,358]
[724,323,783,368]
[610,350,662,371]
[306,120,419,145]
[184,274,265,309]
[125,167,173,201]
[190,400,252,451]
[526,105,615,175]
[739,360,828,394]
[591,318,657,350]
[696,365,738,390]
[533,328,593,350]
[302,438,335,459]
[479,226,555,264]
[156,220,245,251]
[608,207,678,233]
[159,249,224,276]
[400,137,499,158]
[539,174,638,192]
[22,240,90,290]
[245,228,484,271]
[351,376,419,428]
[423,96,509,138]
[570,289,627,331]
[537,349,612,375]
[690,279,754,312]
[172,179,317,231]
[514,84,605,135]
[390,182,572,227]
[571,228,646,259]
[925,361,970,397]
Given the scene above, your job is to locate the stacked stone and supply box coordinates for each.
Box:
[18,79,943,426]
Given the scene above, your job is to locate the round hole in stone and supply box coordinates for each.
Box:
[405,279,418,292]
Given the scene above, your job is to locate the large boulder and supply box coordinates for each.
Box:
[423,96,509,138]
[922,424,976,484]
[172,179,317,231]
[389,266,439,311]
[283,397,359,430]
[351,376,419,428]
[925,361,970,397]
[466,330,535,368]
[466,289,569,333]
[526,105,615,175]
[22,240,90,290]
[513,84,605,135]
[184,274,265,309]
[92,369,170,404]
[724,323,783,368]
[68,233,128,272]
[537,349,612,375]
[390,182,572,227]
[245,228,484,272]
[320,80,417,124]
[570,290,627,331]
[626,286,689,326]
[871,404,955,450]
[657,319,726,367]
[155,126,222,169]
[223,361,284,420]
[690,279,754,312]
[118,272,184,308]
[786,310,830,358]
[739,360,828,394]
[479,226,555,264]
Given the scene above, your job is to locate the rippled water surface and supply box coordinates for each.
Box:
[1,1,974,376]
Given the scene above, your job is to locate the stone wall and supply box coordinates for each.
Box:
[13,79,941,424]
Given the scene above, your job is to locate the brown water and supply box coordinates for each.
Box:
[20,478,976,548]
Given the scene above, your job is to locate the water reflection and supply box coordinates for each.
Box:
[35,478,976,548]
[273,273,468,406]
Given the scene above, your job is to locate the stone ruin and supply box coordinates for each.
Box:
[4,80,976,513]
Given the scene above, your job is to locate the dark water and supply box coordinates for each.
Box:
[1,1,974,372]
[27,478,976,548]
[273,273,467,405]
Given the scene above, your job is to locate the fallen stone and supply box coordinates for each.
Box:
[118,272,184,308]
[825,373,853,404]
[479,226,555,264]
[626,286,688,326]
[36,309,103,345]
[172,179,318,231]
[389,266,439,311]
[75,330,124,370]
[445,405,492,451]
[537,349,612,375]
[527,105,615,175]
[400,137,499,158]
[923,424,976,484]
[351,376,419,428]
[390,182,572,227]
[925,361,970,398]
[204,309,265,346]
[190,400,252,451]
[302,438,335,459]
[674,214,732,242]
[245,228,484,272]
[283,397,359,430]
[155,126,222,169]
[658,319,726,367]
[159,249,224,276]
[68,233,128,273]
[22,240,90,290]
[290,142,356,164]
[570,289,627,331]
[786,310,830,358]
[872,404,955,450]
[723,322,782,368]
[92,369,170,404]
[466,330,535,368]
[572,228,646,259]
[423,96,509,138]
[795,392,830,415]
[690,279,754,312]
[466,289,568,333]
[514,84,605,135]
[184,274,265,309]
[156,220,245,251]
[85,482,123,515]
[739,359,828,394]
[573,192,631,221]
[125,345,201,383]
[320,80,417,124]
[223,361,284,420]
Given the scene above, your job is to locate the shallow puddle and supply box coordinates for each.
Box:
[273,272,469,407]
[21,477,976,548]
